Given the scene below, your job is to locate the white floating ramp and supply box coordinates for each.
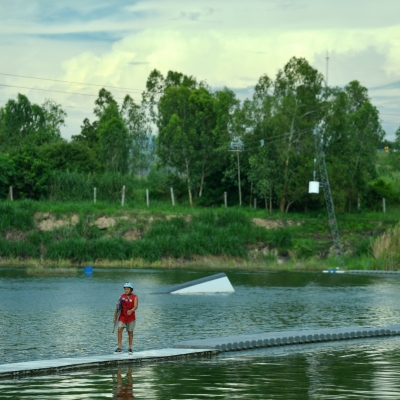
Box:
[0,348,217,378]
[154,272,234,294]
[174,324,400,352]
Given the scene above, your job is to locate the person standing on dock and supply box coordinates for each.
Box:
[114,282,138,355]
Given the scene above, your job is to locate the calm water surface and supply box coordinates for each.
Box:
[1,268,400,399]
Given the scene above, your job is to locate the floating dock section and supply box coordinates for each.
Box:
[323,269,400,275]
[0,349,217,378]
[154,272,235,294]
[174,324,400,352]
[4,324,400,378]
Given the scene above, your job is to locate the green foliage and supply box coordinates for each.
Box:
[0,200,36,232]
[0,238,38,258]
[0,56,389,211]
[47,238,89,261]
[270,228,293,250]
[125,209,262,261]
[355,237,372,257]
[89,238,128,260]
[146,166,170,200]
[121,95,154,176]
[294,239,317,259]
[47,171,136,202]
[98,102,129,174]
[322,82,384,212]
[75,215,103,239]
[0,153,15,198]
[366,179,398,210]
[0,94,65,148]
[10,147,51,200]
[41,99,67,140]
[71,118,99,151]
[40,141,102,173]
[0,199,400,268]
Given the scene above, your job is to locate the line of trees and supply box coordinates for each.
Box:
[0,56,397,212]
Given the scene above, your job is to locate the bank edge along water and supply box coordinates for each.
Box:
[1,200,398,271]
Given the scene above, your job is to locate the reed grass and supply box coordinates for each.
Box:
[372,223,400,270]
[48,171,140,202]
[0,238,39,258]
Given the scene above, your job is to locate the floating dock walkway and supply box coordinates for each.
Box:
[174,324,400,352]
[2,324,400,378]
[0,348,217,378]
[323,269,400,274]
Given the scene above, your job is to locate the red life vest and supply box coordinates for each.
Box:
[118,293,137,323]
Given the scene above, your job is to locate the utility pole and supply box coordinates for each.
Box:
[230,140,244,206]
[236,150,242,206]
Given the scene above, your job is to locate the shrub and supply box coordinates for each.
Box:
[271,228,293,251]
[295,240,316,259]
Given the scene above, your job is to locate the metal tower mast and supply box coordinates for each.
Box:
[314,128,345,268]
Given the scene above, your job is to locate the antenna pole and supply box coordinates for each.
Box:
[325,51,329,88]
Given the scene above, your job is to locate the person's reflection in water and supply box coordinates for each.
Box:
[113,367,134,399]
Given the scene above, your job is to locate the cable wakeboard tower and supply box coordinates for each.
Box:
[309,127,345,269]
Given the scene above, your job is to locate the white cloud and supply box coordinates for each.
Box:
[1,0,400,139]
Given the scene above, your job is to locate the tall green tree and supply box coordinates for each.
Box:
[121,95,154,177]
[41,99,67,141]
[0,94,66,148]
[145,70,222,205]
[189,87,220,197]
[272,57,324,212]
[157,85,197,205]
[71,118,99,150]
[97,102,129,174]
[242,58,323,212]
[94,88,117,119]
[321,81,384,211]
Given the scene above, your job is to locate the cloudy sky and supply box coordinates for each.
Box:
[1,0,400,140]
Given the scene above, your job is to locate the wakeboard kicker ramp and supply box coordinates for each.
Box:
[154,272,235,294]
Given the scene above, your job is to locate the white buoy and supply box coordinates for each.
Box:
[309,181,320,194]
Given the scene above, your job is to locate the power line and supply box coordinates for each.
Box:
[381,113,400,117]
[0,72,145,93]
[2,73,398,116]
[0,83,142,102]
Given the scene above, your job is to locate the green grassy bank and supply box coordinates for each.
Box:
[1,200,399,271]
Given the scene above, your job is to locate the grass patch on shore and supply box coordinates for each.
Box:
[1,199,400,270]
[41,209,271,263]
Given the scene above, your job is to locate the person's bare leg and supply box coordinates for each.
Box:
[128,331,133,349]
[118,327,124,349]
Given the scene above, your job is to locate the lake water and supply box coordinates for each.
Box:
[1,268,400,398]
